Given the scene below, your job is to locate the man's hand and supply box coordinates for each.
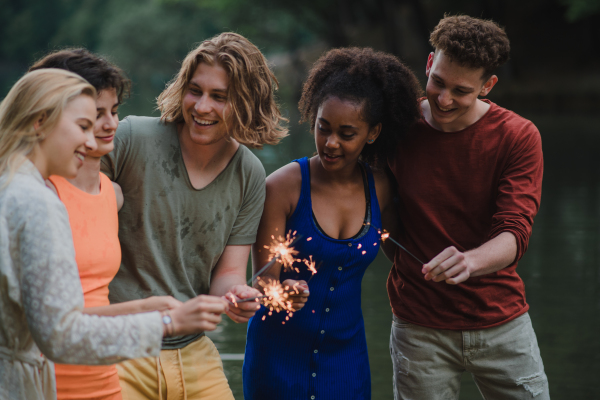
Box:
[422,233,518,284]
[223,284,262,323]
[422,246,473,285]
[281,279,310,311]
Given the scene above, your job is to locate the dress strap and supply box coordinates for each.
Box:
[291,157,312,219]
[363,163,382,227]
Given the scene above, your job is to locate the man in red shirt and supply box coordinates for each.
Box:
[388,15,550,399]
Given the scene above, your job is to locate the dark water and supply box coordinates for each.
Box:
[207,114,600,399]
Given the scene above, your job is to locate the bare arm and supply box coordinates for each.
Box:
[422,232,517,284]
[251,163,309,310]
[83,296,182,316]
[209,244,262,323]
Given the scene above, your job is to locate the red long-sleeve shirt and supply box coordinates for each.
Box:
[388,100,543,330]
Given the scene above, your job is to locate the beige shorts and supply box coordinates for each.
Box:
[116,336,234,400]
[390,312,550,399]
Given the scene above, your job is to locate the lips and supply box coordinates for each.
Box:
[96,134,114,142]
[192,115,218,126]
[436,102,456,114]
[323,152,342,162]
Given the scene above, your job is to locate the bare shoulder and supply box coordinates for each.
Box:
[111,181,124,211]
[265,161,302,216]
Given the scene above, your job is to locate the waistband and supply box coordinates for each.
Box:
[0,345,56,399]
[0,345,45,367]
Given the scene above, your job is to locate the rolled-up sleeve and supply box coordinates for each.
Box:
[488,121,543,262]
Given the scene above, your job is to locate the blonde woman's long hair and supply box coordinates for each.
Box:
[0,69,96,184]
[157,32,288,148]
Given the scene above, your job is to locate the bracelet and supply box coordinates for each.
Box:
[161,310,174,337]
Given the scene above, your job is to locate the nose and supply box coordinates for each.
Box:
[104,113,118,132]
[325,134,340,149]
[84,129,98,152]
[194,94,213,114]
[438,89,452,107]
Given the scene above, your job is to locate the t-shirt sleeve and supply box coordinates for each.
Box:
[488,121,543,262]
[101,117,132,182]
[226,152,266,245]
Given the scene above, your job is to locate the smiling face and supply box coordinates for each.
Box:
[425,50,497,132]
[314,96,380,173]
[180,62,230,146]
[87,88,119,158]
[38,94,97,179]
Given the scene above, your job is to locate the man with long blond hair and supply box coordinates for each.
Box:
[101,32,288,399]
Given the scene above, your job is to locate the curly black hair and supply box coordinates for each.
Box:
[29,48,131,103]
[430,15,510,79]
[299,47,422,168]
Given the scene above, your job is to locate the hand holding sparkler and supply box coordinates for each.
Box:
[223,284,262,323]
[281,279,309,310]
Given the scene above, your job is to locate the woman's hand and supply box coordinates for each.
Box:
[282,279,310,311]
[168,295,229,336]
[223,285,262,323]
[140,296,182,312]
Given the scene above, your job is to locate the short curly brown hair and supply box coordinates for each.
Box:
[29,48,131,103]
[299,47,422,168]
[430,15,510,79]
[157,32,288,149]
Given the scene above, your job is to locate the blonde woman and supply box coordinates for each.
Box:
[100,32,288,399]
[0,69,229,400]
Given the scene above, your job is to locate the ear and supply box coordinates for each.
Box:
[367,123,382,144]
[425,52,435,78]
[479,75,498,97]
[33,113,46,130]
[33,114,46,137]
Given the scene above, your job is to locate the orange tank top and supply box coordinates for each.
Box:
[49,173,123,400]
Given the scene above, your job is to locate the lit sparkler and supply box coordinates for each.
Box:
[376,227,425,264]
[256,277,296,324]
[265,231,299,271]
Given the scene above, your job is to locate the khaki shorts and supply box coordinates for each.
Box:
[116,336,234,400]
[390,312,550,399]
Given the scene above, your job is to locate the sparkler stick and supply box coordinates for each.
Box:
[233,295,268,303]
[367,223,426,265]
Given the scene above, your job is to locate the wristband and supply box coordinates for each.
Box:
[161,310,174,337]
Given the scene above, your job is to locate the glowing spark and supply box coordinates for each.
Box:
[257,278,295,317]
[362,250,367,255]
[262,315,266,321]
[357,244,362,249]
[381,231,390,241]
[307,237,312,241]
[264,231,299,271]
[303,256,317,275]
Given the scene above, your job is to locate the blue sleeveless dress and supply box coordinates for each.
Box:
[243,157,382,400]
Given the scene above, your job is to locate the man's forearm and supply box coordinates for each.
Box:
[467,231,517,277]
[209,272,247,297]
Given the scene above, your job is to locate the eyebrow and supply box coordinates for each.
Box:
[97,101,120,111]
[189,81,227,93]
[431,73,475,91]
[77,117,94,126]
[318,117,358,130]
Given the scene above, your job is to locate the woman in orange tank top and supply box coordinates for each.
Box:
[32,49,183,400]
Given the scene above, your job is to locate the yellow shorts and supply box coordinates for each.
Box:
[116,336,234,400]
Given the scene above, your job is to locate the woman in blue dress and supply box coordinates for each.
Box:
[243,47,422,400]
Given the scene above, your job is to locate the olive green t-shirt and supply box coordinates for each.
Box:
[101,116,266,349]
